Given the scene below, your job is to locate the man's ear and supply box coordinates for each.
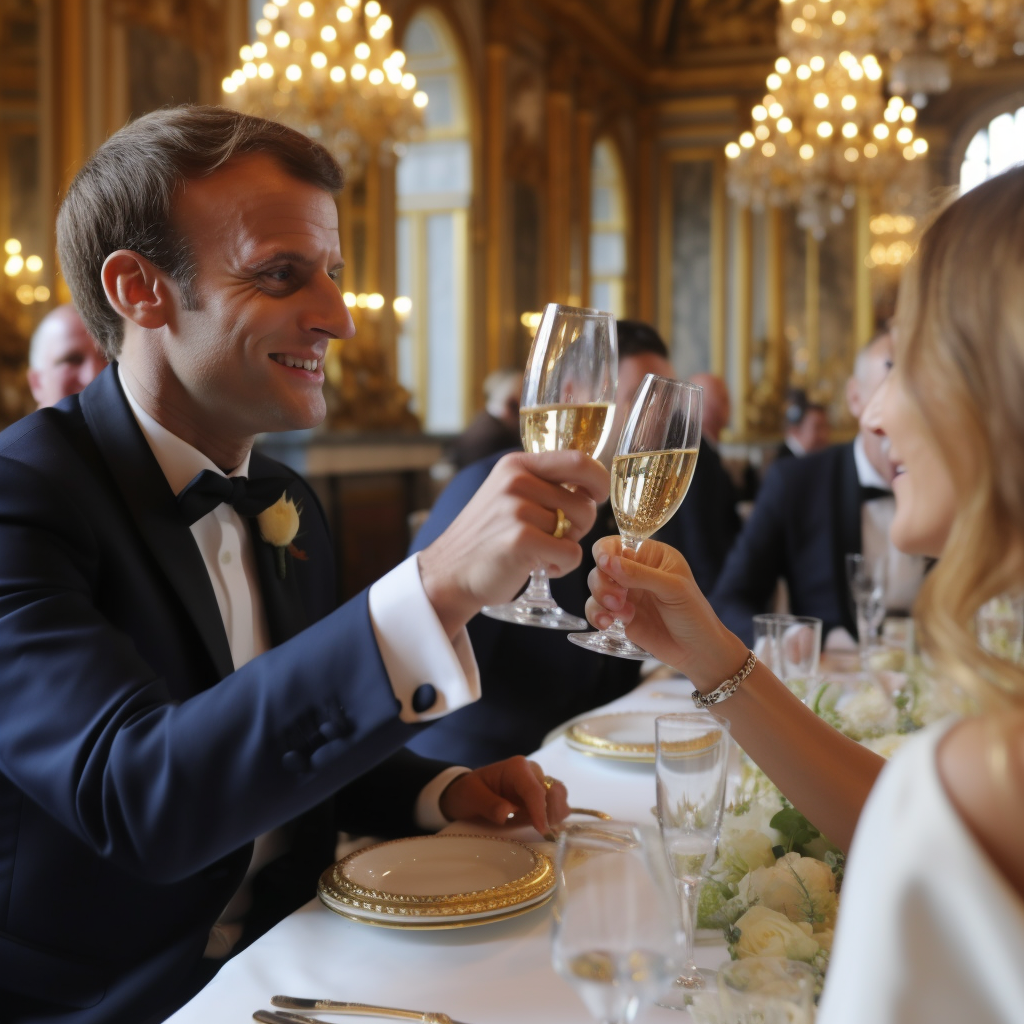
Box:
[27,368,43,406]
[100,250,175,331]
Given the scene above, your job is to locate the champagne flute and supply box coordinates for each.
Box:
[482,303,617,630]
[569,374,702,658]
[654,712,731,1007]
[552,821,682,1024]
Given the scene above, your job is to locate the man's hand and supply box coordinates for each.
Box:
[419,451,609,637]
[586,536,748,692]
[438,756,570,837]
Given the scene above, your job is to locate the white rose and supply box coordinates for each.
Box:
[710,829,776,885]
[733,905,820,962]
[257,494,300,548]
[742,852,837,930]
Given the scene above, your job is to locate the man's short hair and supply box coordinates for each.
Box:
[57,105,344,360]
[616,320,669,361]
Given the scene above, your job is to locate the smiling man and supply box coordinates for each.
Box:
[0,107,604,1023]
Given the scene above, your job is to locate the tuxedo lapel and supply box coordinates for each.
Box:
[79,365,236,680]
[246,458,311,646]
[831,442,861,636]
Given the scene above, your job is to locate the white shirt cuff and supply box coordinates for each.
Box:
[414,766,472,832]
[367,553,481,723]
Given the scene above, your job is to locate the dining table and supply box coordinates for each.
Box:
[166,675,730,1024]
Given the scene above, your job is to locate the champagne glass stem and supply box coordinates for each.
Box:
[676,879,701,982]
[522,565,554,602]
[601,537,639,639]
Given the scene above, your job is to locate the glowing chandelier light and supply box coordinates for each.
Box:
[725,49,927,237]
[222,0,428,178]
[781,0,1024,101]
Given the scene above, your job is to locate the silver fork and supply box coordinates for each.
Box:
[268,995,472,1024]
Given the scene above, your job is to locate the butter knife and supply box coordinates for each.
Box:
[270,996,471,1024]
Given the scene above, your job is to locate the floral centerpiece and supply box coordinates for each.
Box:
[697,663,971,993]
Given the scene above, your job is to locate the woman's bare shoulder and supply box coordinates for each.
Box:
[938,710,1024,899]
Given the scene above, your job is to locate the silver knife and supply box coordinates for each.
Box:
[270,996,471,1024]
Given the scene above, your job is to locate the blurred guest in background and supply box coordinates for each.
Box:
[410,321,741,766]
[777,389,830,460]
[447,367,522,469]
[689,371,731,446]
[710,329,926,647]
[26,304,107,409]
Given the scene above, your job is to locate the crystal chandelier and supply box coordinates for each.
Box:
[781,0,1024,102]
[725,50,928,237]
[222,0,427,179]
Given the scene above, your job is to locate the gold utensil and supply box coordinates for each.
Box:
[269,996,473,1024]
[542,806,615,841]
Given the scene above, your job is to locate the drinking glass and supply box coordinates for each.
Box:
[552,821,682,1024]
[752,614,821,701]
[717,958,815,1024]
[845,552,886,667]
[568,374,702,658]
[655,712,732,1006]
[482,303,617,630]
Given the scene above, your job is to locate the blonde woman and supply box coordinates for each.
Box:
[586,167,1024,1022]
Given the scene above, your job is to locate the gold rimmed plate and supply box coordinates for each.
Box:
[565,711,659,762]
[318,834,555,927]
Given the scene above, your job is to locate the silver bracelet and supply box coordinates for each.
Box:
[691,650,757,709]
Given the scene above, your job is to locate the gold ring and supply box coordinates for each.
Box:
[543,775,557,791]
[552,508,572,540]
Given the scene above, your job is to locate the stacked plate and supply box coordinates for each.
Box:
[318,834,555,929]
[565,711,659,762]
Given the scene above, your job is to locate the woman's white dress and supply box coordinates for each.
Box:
[817,719,1024,1023]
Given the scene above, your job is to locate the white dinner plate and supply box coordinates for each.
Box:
[565,711,659,762]
[318,834,555,928]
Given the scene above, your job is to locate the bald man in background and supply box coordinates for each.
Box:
[27,304,107,409]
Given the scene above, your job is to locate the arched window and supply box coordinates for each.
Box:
[395,9,472,433]
[960,105,1024,192]
[589,139,627,317]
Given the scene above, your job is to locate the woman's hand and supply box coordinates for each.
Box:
[585,536,749,691]
[438,756,570,837]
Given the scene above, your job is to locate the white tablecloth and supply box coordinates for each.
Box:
[167,678,729,1024]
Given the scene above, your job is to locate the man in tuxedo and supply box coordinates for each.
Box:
[710,330,926,647]
[776,390,831,461]
[408,322,741,767]
[0,107,605,1023]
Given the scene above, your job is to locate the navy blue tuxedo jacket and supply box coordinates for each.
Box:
[709,442,861,647]
[406,438,740,767]
[0,367,448,1023]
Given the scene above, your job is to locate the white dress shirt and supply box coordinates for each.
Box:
[853,435,926,614]
[117,368,474,951]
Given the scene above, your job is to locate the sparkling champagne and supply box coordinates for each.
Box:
[520,402,613,459]
[611,448,699,541]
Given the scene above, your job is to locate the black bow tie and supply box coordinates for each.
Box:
[177,469,291,526]
[860,485,893,503]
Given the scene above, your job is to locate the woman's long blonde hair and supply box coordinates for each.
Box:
[898,165,1024,707]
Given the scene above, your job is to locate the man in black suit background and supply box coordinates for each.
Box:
[409,322,742,766]
[0,107,603,1023]
[710,329,927,647]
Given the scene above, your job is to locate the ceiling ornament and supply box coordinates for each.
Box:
[221,0,427,180]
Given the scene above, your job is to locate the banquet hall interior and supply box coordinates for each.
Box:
[4,0,1024,597]
[2,2,1024,1021]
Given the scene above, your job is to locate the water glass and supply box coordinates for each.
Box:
[655,712,732,1006]
[752,614,821,701]
[717,957,815,1024]
[552,822,682,1024]
[845,553,886,667]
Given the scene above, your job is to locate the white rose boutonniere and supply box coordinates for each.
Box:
[257,493,304,579]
